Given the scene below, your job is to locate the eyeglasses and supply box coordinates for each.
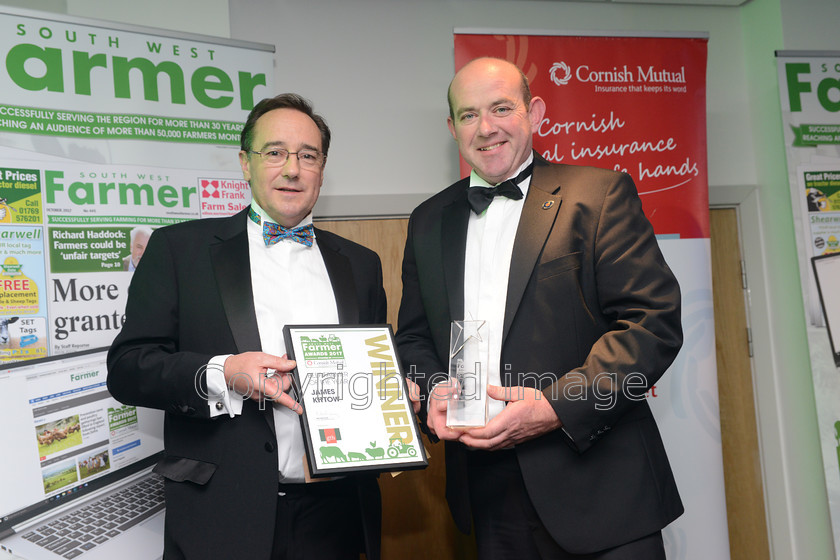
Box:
[247,148,325,169]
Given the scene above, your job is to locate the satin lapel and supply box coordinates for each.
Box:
[503,174,562,343]
[316,229,358,324]
[441,194,470,322]
[210,212,261,354]
[209,211,275,434]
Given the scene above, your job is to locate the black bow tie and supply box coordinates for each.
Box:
[466,163,533,215]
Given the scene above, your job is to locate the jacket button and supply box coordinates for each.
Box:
[265,442,275,452]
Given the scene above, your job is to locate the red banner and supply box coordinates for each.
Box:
[454,33,709,238]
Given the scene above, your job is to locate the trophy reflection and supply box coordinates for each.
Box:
[446,319,488,427]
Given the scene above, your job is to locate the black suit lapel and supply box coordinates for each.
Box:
[315,228,359,324]
[441,194,471,322]
[210,210,262,354]
[210,214,277,433]
[503,163,562,342]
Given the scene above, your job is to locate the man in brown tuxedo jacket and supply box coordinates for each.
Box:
[396,57,684,559]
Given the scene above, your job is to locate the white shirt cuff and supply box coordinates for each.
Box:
[206,354,243,418]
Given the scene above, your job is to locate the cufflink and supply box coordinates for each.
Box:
[215,401,224,411]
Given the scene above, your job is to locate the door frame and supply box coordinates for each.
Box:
[710,185,782,559]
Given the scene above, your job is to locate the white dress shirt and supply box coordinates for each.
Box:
[206,200,338,483]
[463,154,533,421]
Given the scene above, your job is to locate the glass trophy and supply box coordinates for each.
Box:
[446,320,489,427]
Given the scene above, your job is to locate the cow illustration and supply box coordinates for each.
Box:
[319,446,347,463]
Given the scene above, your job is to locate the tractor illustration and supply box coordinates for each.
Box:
[387,438,417,458]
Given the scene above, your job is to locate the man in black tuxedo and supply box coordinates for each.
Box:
[396,58,684,559]
[108,94,384,560]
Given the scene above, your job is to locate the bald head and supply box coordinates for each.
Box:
[447,57,532,120]
[445,57,546,185]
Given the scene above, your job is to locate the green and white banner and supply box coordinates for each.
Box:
[0,7,273,362]
[777,50,840,555]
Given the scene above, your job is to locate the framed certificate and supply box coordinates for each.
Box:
[813,253,840,368]
[283,324,428,477]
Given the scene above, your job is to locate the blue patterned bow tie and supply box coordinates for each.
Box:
[248,207,314,247]
[263,222,314,247]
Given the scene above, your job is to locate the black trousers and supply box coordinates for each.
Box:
[466,449,666,560]
[271,478,363,560]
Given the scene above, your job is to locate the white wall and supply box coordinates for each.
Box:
[6,0,230,36]
[744,1,839,558]
[231,0,763,217]
[4,0,837,558]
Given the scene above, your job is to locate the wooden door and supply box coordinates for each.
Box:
[316,218,477,560]
[709,207,770,560]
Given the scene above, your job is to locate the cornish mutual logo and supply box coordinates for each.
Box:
[548,61,686,87]
[549,62,572,86]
